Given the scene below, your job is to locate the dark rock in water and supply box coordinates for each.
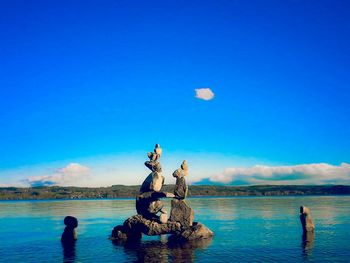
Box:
[125,215,181,235]
[61,216,78,243]
[111,214,182,240]
[300,206,315,233]
[177,222,214,241]
[111,224,141,240]
[169,199,194,227]
[111,214,213,241]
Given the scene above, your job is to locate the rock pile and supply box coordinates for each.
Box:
[111,144,213,241]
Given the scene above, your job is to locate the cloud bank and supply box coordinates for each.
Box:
[25,163,90,187]
[196,163,350,185]
[195,88,214,100]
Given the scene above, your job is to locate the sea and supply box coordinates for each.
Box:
[0,196,349,262]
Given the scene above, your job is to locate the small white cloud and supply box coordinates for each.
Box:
[195,88,214,101]
[26,163,91,187]
[209,163,350,185]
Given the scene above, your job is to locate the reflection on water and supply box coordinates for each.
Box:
[301,231,315,259]
[62,241,76,263]
[112,236,212,263]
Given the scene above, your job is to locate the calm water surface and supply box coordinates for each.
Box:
[0,196,349,262]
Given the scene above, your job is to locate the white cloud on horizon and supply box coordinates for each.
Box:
[195,88,215,101]
[2,152,250,187]
[25,163,91,187]
[207,163,350,185]
[3,153,349,187]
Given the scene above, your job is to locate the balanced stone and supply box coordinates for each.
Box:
[169,199,194,227]
[139,165,164,193]
[169,160,193,227]
[172,160,189,199]
[136,144,168,222]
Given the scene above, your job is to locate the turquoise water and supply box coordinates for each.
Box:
[0,196,349,262]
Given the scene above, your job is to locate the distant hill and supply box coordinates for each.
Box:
[0,185,349,200]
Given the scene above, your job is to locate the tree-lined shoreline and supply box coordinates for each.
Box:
[0,185,349,200]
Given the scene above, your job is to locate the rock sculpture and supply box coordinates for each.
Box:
[136,144,168,223]
[169,160,194,228]
[61,216,78,243]
[111,145,213,242]
[300,206,315,233]
[173,160,188,199]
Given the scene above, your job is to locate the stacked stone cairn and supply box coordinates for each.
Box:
[111,144,213,241]
[300,206,315,250]
[299,206,315,233]
[61,216,78,244]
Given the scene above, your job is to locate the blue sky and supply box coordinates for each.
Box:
[1,0,349,186]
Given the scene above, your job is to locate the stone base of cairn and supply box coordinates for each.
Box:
[111,214,213,241]
[111,197,213,241]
